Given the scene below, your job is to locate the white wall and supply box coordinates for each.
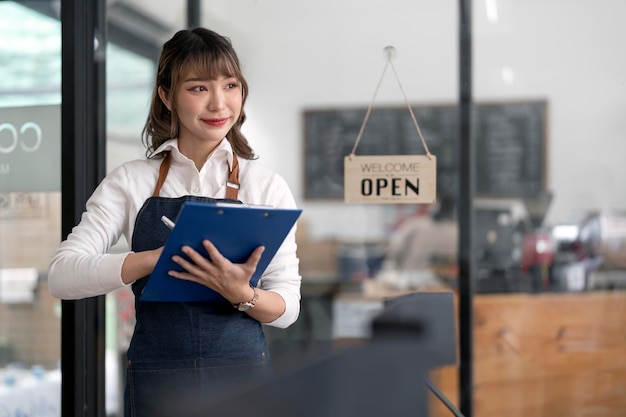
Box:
[472,0,626,225]
[121,0,626,239]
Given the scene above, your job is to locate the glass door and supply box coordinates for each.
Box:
[0,2,62,416]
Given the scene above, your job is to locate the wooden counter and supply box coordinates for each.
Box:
[430,291,626,417]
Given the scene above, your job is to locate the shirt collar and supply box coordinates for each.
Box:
[152,138,235,168]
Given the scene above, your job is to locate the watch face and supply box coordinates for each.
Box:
[237,302,254,311]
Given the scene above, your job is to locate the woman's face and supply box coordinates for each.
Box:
[163,71,243,150]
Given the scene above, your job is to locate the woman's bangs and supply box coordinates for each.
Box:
[186,50,240,81]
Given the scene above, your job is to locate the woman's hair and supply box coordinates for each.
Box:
[142,28,256,160]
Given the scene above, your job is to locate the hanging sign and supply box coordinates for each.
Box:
[343,46,437,205]
[344,154,436,204]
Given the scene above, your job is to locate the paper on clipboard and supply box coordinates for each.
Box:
[140,201,302,302]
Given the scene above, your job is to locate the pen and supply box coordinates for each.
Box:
[161,215,176,230]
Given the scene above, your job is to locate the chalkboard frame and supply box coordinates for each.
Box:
[302,100,547,201]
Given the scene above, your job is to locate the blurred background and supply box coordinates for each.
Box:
[1,1,625,416]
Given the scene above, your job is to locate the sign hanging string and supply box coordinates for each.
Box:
[349,46,432,160]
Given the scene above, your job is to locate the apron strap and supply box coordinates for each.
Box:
[225,155,240,200]
[152,152,172,197]
[152,151,240,200]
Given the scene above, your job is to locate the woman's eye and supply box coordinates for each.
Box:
[226,83,238,89]
[191,85,206,92]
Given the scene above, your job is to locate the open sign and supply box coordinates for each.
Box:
[344,154,437,204]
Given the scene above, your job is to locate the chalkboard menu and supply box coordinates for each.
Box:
[303,101,546,200]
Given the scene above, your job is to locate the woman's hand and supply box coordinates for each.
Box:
[168,240,287,323]
[168,240,265,303]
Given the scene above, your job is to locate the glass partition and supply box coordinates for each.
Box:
[103,0,626,415]
[467,2,626,416]
[5,1,624,416]
[0,2,62,415]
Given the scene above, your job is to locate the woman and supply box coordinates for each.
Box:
[48,28,301,416]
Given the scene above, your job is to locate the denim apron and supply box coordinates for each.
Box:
[124,153,272,417]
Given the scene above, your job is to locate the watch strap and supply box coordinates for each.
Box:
[233,285,258,311]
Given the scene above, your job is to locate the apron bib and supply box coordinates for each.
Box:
[124,153,272,417]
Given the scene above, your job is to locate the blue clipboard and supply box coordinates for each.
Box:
[140,201,302,302]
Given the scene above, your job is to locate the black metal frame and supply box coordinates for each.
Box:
[60,0,107,416]
[187,0,201,28]
[458,1,475,416]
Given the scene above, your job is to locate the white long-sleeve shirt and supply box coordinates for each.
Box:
[48,138,301,329]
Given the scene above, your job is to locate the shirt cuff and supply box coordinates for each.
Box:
[98,252,133,292]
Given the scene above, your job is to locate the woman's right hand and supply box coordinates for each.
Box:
[121,247,164,284]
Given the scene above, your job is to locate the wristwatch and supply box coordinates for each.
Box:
[233,286,258,311]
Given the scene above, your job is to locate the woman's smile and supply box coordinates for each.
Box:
[202,117,229,127]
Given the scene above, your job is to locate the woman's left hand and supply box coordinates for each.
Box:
[168,239,265,303]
